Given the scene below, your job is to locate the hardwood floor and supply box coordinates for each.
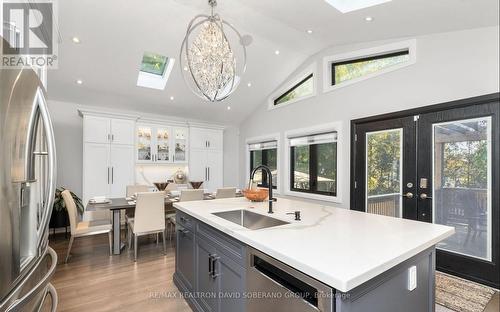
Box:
[48,232,190,312]
[48,232,499,312]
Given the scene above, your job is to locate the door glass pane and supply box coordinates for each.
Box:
[433,117,492,261]
[317,143,337,194]
[174,129,187,162]
[156,128,170,161]
[293,145,310,190]
[366,129,403,217]
[137,127,152,161]
[251,150,263,184]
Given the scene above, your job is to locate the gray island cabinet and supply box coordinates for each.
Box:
[175,210,246,312]
[173,198,454,312]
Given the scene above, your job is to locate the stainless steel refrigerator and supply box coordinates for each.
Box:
[0,53,58,310]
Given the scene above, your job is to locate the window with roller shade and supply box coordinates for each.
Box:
[289,132,337,196]
[249,141,278,189]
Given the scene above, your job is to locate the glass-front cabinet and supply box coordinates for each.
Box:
[136,123,188,164]
[174,128,188,162]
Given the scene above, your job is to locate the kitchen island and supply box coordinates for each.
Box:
[173,197,454,312]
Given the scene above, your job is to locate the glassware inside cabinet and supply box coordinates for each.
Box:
[156,128,170,161]
[174,128,187,162]
[137,127,152,161]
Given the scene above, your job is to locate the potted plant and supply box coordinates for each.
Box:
[50,187,84,230]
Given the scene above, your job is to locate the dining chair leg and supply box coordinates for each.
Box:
[162,230,167,255]
[65,236,74,263]
[128,226,132,250]
[134,235,138,262]
[169,222,174,242]
[108,231,113,255]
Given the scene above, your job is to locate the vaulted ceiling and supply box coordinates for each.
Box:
[48,0,499,125]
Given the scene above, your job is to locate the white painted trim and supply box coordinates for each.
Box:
[323,39,417,93]
[187,121,226,130]
[78,108,140,120]
[284,121,344,203]
[267,63,317,111]
[245,133,281,194]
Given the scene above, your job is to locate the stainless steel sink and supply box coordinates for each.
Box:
[212,210,289,230]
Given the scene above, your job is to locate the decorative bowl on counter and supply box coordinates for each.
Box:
[189,181,204,189]
[242,188,269,202]
[153,182,170,192]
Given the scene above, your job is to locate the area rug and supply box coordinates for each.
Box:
[435,272,496,312]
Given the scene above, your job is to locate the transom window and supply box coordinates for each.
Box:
[332,50,409,85]
[249,141,278,189]
[274,74,314,106]
[289,132,337,196]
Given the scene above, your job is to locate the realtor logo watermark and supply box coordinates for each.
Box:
[2,0,58,68]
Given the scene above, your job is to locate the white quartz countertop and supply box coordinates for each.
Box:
[174,197,454,292]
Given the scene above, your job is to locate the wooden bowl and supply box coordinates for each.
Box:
[189,181,204,189]
[242,188,269,202]
[153,182,170,192]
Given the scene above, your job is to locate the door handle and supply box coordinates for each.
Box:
[402,192,414,199]
[205,167,207,181]
[208,167,210,181]
[420,193,432,200]
[107,167,110,184]
[111,167,114,184]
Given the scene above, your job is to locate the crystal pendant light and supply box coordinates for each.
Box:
[180,0,250,102]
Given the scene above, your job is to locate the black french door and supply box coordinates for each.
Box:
[351,94,499,288]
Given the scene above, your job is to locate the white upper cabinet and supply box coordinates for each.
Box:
[84,116,111,144]
[136,123,188,164]
[190,127,223,150]
[111,119,135,145]
[84,116,135,145]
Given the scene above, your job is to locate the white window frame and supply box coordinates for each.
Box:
[284,121,344,203]
[246,133,281,194]
[323,39,417,93]
[268,63,317,110]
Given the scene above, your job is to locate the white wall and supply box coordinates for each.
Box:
[47,100,236,198]
[223,126,240,187]
[238,26,500,208]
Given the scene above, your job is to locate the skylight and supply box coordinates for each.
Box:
[137,52,175,90]
[141,52,168,76]
[324,0,391,13]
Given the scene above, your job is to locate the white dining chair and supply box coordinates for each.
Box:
[179,189,204,202]
[215,187,237,199]
[62,190,112,263]
[127,192,166,261]
[165,189,204,241]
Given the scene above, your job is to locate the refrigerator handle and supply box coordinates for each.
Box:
[6,248,57,312]
[34,89,57,251]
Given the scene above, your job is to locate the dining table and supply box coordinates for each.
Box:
[86,193,217,255]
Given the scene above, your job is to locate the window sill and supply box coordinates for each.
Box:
[284,190,342,203]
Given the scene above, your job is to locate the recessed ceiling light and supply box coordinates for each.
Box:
[72,37,81,44]
[247,82,252,87]
[365,16,374,22]
[76,79,83,85]
[227,106,231,110]
[170,96,175,100]
[183,66,188,71]
[307,29,313,34]
[275,50,280,55]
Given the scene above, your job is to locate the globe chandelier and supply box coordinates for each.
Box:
[180,0,251,102]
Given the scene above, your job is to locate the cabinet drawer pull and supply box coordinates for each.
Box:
[211,255,220,279]
[177,228,189,235]
[180,216,189,223]
[208,254,213,276]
